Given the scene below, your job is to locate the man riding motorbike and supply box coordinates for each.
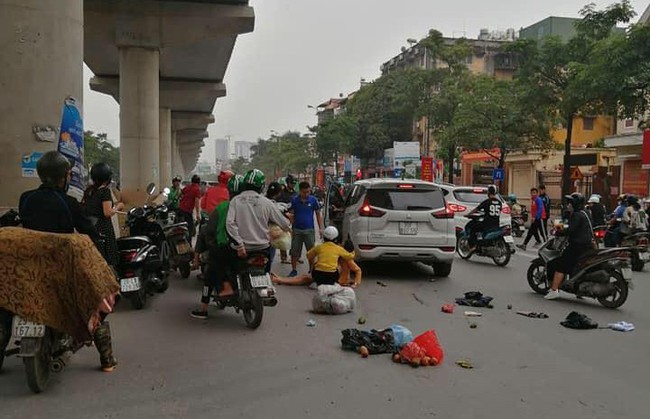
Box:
[1,151,117,372]
[544,193,594,300]
[465,185,502,251]
[226,169,291,274]
[587,194,607,226]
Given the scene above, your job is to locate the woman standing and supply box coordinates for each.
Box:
[83,163,123,267]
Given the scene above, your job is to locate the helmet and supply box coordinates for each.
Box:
[285,174,296,186]
[218,170,233,185]
[37,151,71,186]
[191,174,201,184]
[507,193,517,203]
[323,226,339,241]
[172,175,182,183]
[626,195,638,206]
[487,185,497,195]
[243,169,265,191]
[587,195,600,204]
[227,174,244,196]
[618,194,627,202]
[266,181,282,199]
[278,177,287,186]
[565,193,586,211]
[90,162,113,186]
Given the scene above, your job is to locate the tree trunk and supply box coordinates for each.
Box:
[562,112,576,197]
[448,144,454,184]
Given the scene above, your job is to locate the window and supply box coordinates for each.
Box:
[345,185,365,206]
[583,117,595,131]
[624,119,635,128]
[453,190,488,204]
[366,188,445,211]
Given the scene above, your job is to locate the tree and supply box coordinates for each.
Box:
[229,157,250,174]
[313,114,358,164]
[509,1,636,195]
[85,131,120,181]
[248,131,317,179]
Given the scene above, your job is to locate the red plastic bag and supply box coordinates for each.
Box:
[398,341,427,365]
[441,303,454,314]
[413,330,444,365]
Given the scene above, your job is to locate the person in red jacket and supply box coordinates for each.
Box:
[201,170,232,214]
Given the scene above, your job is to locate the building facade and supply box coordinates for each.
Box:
[234,141,252,161]
[214,138,230,162]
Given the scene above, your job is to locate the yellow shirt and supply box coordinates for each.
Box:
[307,241,355,273]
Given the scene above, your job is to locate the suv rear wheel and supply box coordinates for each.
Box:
[432,262,452,277]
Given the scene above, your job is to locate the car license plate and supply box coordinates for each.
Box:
[504,235,514,243]
[639,252,649,261]
[12,317,46,338]
[399,222,418,235]
[176,241,191,255]
[250,274,272,288]
[621,268,632,280]
[120,277,141,292]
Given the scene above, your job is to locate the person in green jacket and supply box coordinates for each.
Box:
[191,174,244,319]
[167,175,182,211]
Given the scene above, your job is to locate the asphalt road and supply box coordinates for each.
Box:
[1,241,648,419]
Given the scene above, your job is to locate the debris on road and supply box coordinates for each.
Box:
[341,328,394,354]
[357,316,366,325]
[441,303,454,314]
[464,311,482,317]
[469,322,478,329]
[389,324,413,350]
[455,291,494,308]
[412,293,426,305]
[312,284,356,314]
[376,281,388,287]
[560,311,598,329]
[507,304,513,310]
[359,346,369,358]
[608,321,635,332]
[306,319,317,327]
[516,311,549,319]
[456,360,474,369]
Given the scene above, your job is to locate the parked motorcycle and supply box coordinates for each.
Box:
[456,213,515,266]
[527,233,633,308]
[213,251,278,329]
[151,200,193,279]
[116,183,168,309]
[511,206,528,238]
[197,212,210,277]
[602,219,649,271]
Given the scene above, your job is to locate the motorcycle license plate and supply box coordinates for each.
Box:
[250,274,272,288]
[120,277,141,292]
[176,242,191,255]
[399,222,418,235]
[621,268,632,280]
[12,316,46,338]
[504,235,514,243]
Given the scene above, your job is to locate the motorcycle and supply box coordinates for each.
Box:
[527,232,633,308]
[456,213,515,267]
[213,251,278,329]
[511,206,528,238]
[116,184,168,309]
[197,212,210,277]
[154,205,193,279]
[603,218,649,271]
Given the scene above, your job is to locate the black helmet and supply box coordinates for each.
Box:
[565,193,586,211]
[191,174,201,184]
[625,195,638,206]
[487,185,497,195]
[285,174,296,186]
[90,163,113,186]
[37,151,71,187]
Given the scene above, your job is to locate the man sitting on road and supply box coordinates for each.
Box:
[465,185,501,252]
[226,169,291,276]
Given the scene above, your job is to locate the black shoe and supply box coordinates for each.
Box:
[190,310,208,320]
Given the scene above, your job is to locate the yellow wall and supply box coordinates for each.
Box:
[551,116,614,146]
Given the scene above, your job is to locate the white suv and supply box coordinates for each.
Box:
[435,184,511,233]
[324,179,456,277]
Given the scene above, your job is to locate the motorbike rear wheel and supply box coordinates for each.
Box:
[23,333,51,393]
[597,271,628,309]
[456,236,472,260]
[631,252,644,272]
[527,258,549,295]
[492,239,511,267]
[130,288,147,310]
[242,289,264,329]
[179,261,191,279]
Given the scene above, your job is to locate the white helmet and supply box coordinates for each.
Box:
[588,195,600,204]
[323,226,339,241]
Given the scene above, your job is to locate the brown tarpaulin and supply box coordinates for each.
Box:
[0,227,119,341]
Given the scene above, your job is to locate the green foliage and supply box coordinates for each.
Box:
[248,131,317,179]
[229,157,251,175]
[314,114,358,162]
[84,131,120,180]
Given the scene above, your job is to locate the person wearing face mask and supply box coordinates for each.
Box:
[544,193,594,300]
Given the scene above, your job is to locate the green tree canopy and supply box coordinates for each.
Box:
[84,131,120,181]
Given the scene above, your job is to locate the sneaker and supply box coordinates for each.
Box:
[516,244,527,251]
[288,270,298,277]
[191,310,208,319]
[544,289,560,300]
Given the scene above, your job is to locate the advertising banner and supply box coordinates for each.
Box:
[21,152,44,178]
[57,97,85,201]
[421,157,433,182]
[642,130,650,170]
[393,142,421,173]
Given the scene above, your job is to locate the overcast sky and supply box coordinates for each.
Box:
[82,0,649,164]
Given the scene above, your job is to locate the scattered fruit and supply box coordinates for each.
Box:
[392,353,401,363]
[411,358,421,368]
[359,346,369,358]
[357,316,366,325]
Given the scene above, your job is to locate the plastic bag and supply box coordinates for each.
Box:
[312,284,356,314]
[389,324,413,350]
[341,328,394,354]
[269,224,291,251]
[412,330,444,365]
[398,341,427,364]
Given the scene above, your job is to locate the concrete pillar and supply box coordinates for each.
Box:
[0,0,83,209]
[119,47,160,203]
[159,108,172,187]
[171,132,184,179]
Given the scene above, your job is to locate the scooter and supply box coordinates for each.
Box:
[527,232,633,308]
[213,251,278,329]
[456,213,515,267]
[603,218,649,271]
[154,205,193,279]
[116,184,168,309]
[511,206,528,238]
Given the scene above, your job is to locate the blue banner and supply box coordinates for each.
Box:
[57,97,85,201]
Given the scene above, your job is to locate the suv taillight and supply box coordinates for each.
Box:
[447,203,467,213]
[359,199,386,218]
[433,206,454,219]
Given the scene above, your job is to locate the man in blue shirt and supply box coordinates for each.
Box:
[288,181,323,277]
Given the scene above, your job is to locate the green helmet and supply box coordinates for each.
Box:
[278,177,287,187]
[243,169,265,191]
[227,174,244,196]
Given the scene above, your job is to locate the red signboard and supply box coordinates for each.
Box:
[642,130,650,169]
[421,157,434,182]
[315,168,325,188]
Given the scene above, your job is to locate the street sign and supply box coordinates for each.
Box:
[492,168,504,181]
[570,166,584,181]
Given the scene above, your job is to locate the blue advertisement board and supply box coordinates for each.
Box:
[57,97,85,201]
[21,152,44,178]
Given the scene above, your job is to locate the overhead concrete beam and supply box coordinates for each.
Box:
[172,111,215,131]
